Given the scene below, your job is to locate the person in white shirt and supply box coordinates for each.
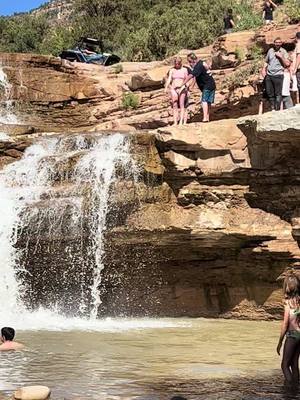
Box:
[281,67,294,109]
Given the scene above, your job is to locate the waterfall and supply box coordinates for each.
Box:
[0,66,18,125]
[0,133,138,326]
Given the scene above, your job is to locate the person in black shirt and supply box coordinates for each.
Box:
[263,0,277,24]
[224,9,235,34]
[179,53,216,122]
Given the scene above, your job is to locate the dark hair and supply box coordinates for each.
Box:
[274,37,282,42]
[1,327,15,341]
[296,32,300,40]
[227,8,233,14]
[187,52,197,61]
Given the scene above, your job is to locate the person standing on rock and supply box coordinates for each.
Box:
[262,37,290,111]
[292,32,300,103]
[165,57,189,125]
[277,273,300,384]
[0,327,24,351]
[262,0,277,24]
[224,9,235,34]
[179,53,216,123]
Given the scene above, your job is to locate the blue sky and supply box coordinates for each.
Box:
[0,0,46,16]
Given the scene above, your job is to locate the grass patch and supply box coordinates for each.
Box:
[248,44,264,61]
[122,92,140,110]
[235,47,246,63]
[282,0,300,23]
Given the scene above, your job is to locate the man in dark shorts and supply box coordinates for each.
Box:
[179,53,216,122]
[263,0,277,24]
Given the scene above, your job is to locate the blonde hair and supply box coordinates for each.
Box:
[173,57,182,67]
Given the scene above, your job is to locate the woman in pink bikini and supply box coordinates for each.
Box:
[165,57,188,125]
[277,273,300,384]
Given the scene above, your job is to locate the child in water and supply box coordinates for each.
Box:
[277,274,300,384]
[0,327,24,351]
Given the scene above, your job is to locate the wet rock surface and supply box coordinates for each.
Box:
[3,107,298,319]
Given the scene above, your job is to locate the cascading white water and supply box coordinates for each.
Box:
[0,133,138,327]
[0,65,18,125]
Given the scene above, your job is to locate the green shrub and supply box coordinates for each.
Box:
[112,64,124,74]
[248,44,264,61]
[0,14,49,53]
[283,0,300,23]
[122,92,140,110]
[39,26,77,56]
[235,46,245,62]
[0,0,265,61]
[232,0,263,31]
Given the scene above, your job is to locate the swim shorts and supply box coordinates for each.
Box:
[202,89,215,104]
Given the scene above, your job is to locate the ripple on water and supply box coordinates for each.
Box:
[0,319,292,399]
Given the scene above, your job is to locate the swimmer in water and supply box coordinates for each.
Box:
[0,327,24,351]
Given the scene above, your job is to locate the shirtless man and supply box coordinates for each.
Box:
[0,327,24,351]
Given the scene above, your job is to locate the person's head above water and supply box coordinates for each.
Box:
[284,273,300,299]
[173,57,183,69]
[1,327,15,342]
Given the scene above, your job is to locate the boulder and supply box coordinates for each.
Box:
[14,386,50,400]
[212,31,256,69]
[126,66,169,90]
[238,106,300,142]
[255,23,300,51]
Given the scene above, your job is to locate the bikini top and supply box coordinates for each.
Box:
[171,67,188,80]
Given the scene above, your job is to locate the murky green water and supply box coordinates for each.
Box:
[0,318,298,400]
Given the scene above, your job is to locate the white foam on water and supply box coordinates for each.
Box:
[0,133,142,330]
[0,66,18,125]
[2,309,191,332]
[0,131,12,141]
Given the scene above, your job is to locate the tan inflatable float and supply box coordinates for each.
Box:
[14,386,50,400]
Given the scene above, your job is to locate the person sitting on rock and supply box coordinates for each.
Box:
[224,9,235,34]
[0,327,24,351]
[179,53,216,123]
[165,57,189,126]
[261,37,290,111]
[262,0,277,24]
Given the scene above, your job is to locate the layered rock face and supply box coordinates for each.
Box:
[1,23,300,319]
[5,109,299,320]
[100,109,300,319]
